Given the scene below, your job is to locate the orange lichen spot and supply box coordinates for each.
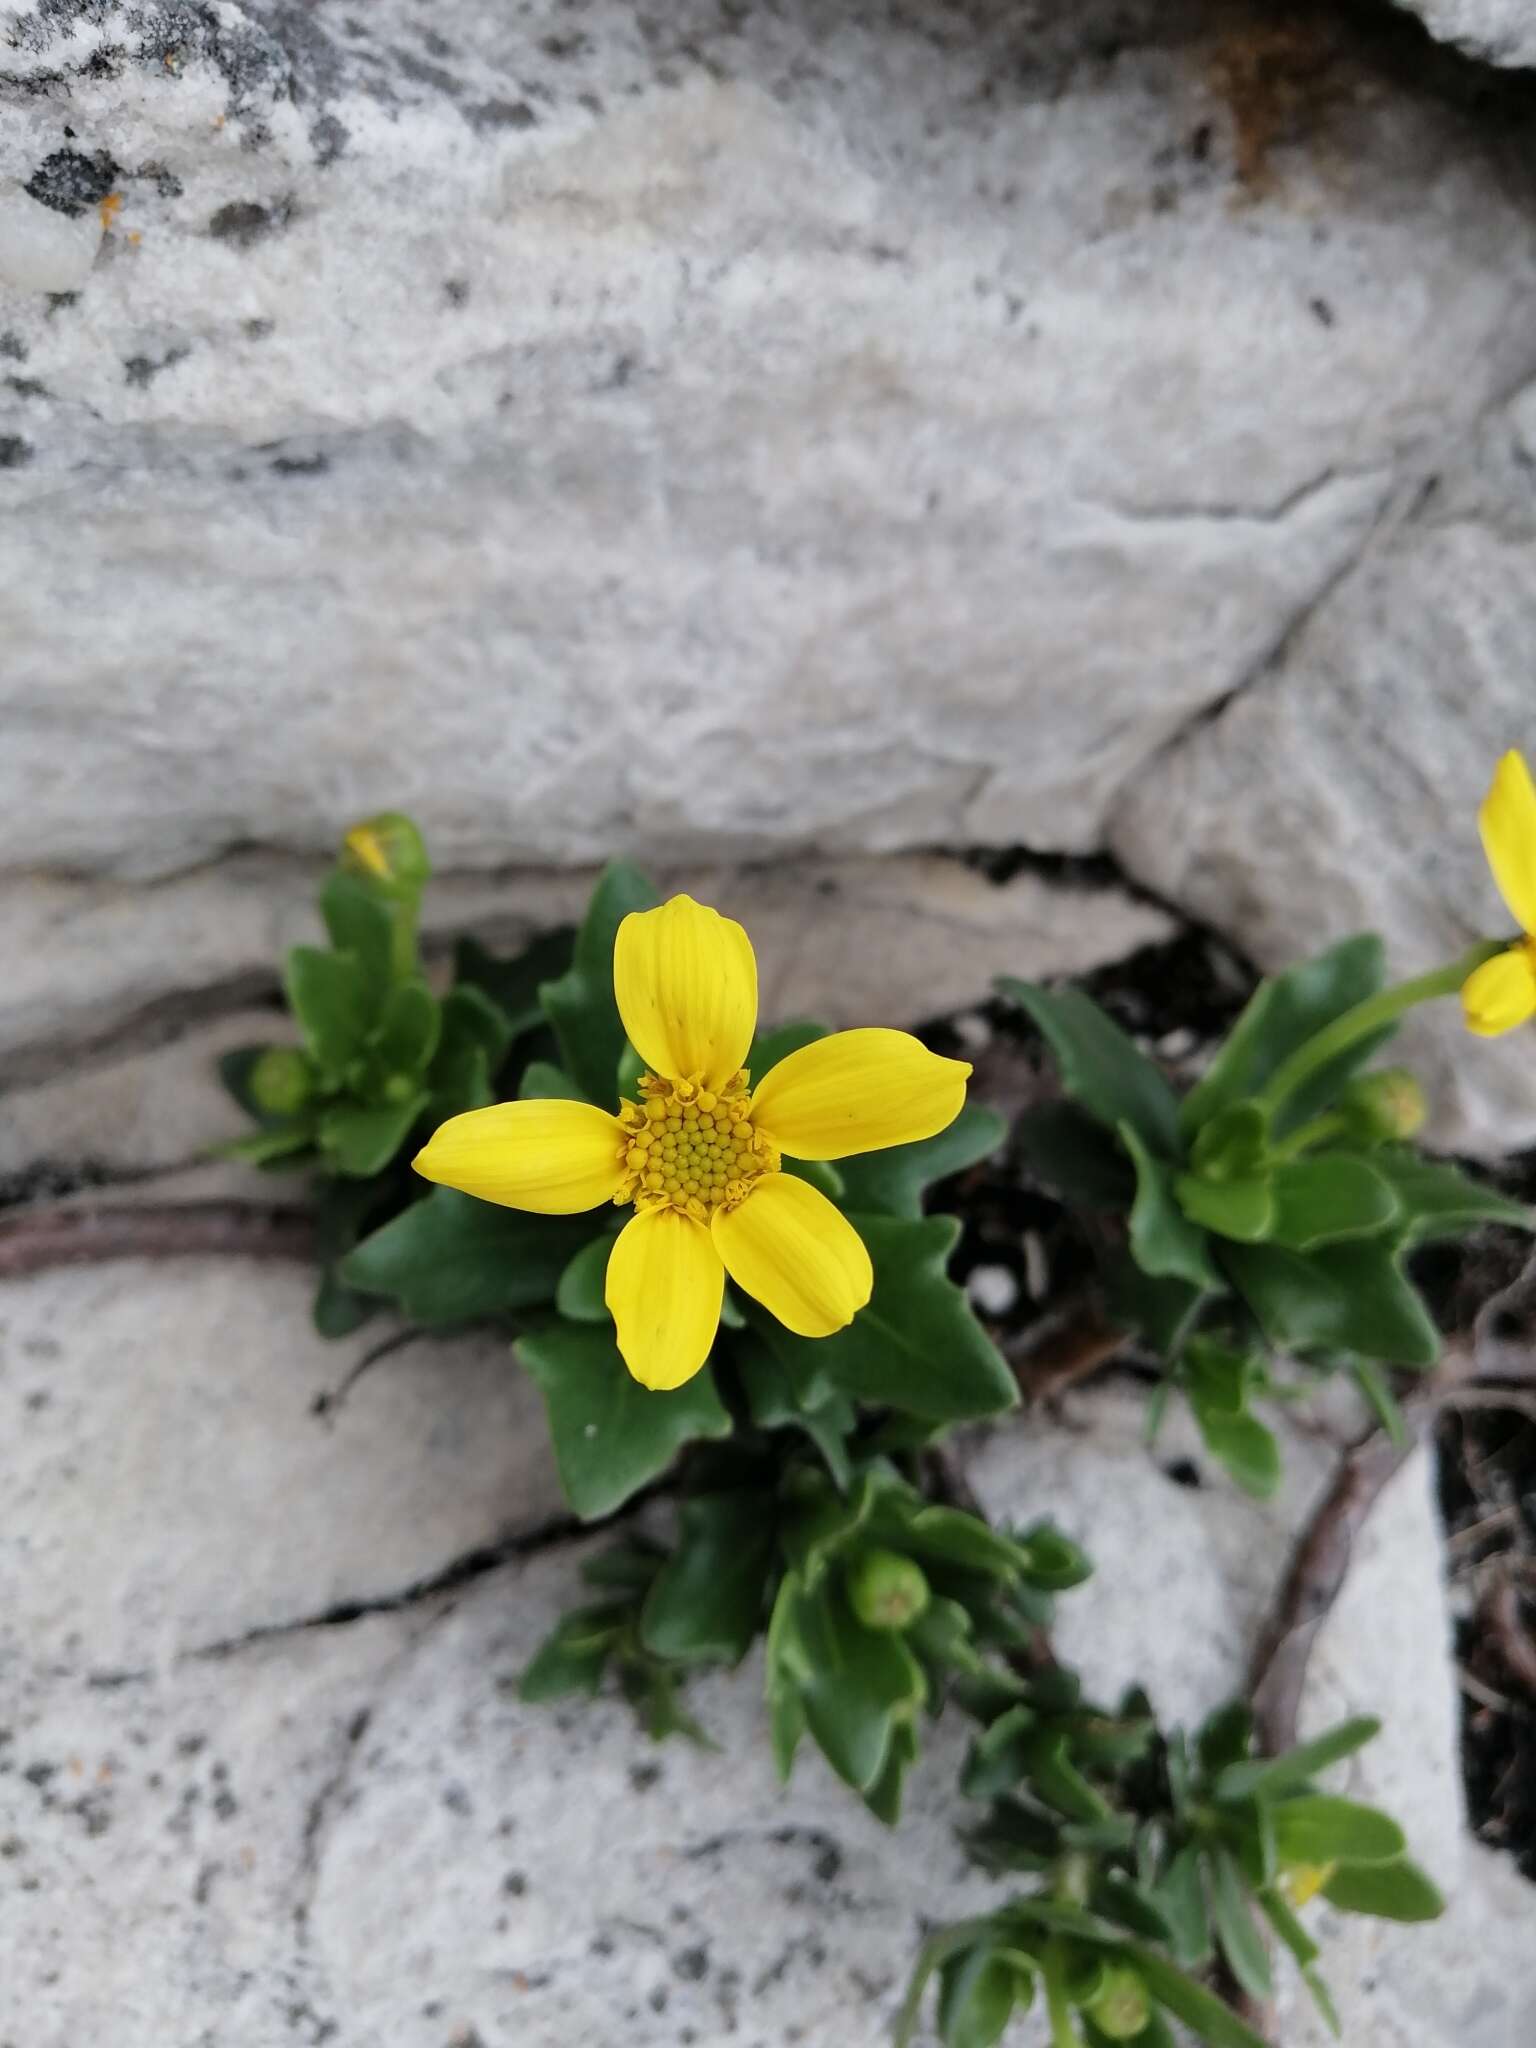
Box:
[127,231,143,246]
[1206,15,1345,194]
[98,191,124,231]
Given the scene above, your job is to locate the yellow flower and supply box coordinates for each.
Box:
[414,894,971,1390]
[1281,1859,1338,1909]
[1464,750,1536,1036]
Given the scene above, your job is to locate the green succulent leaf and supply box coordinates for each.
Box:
[556,1232,617,1322]
[999,979,1181,1157]
[454,927,575,1042]
[1264,1155,1401,1251]
[518,1320,732,1520]
[319,870,398,1005]
[749,1018,831,1074]
[1209,1848,1271,2000]
[318,1094,429,1178]
[1369,1149,1533,1241]
[771,1573,927,1797]
[640,1492,777,1664]
[1016,1099,1137,1209]
[835,1104,1007,1219]
[1152,1844,1212,1969]
[519,1603,627,1702]
[1214,1715,1380,1800]
[1256,1885,1320,1969]
[735,1339,856,1487]
[1122,1124,1222,1290]
[753,1215,1017,1422]
[539,861,659,1107]
[1119,1945,1272,2048]
[1222,1237,1438,1367]
[342,1186,592,1324]
[520,1059,589,1100]
[1319,1856,1445,1922]
[1271,1795,1405,1868]
[284,945,373,1078]
[936,1947,1019,2048]
[371,978,442,1078]
[1179,935,1388,1138]
[1175,1172,1275,1245]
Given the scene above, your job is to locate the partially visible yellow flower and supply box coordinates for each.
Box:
[415,894,971,1390]
[1464,751,1536,1036]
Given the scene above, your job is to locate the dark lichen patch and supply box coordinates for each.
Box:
[0,333,28,362]
[443,277,470,308]
[45,291,79,317]
[123,344,189,388]
[5,376,48,399]
[673,1944,709,1982]
[242,316,275,340]
[310,112,349,164]
[0,437,34,470]
[466,97,537,130]
[268,448,329,476]
[207,195,295,247]
[25,146,119,217]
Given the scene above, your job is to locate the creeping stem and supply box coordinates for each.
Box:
[1252,942,1504,1121]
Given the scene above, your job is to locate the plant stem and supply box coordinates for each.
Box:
[1265,1111,1346,1163]
[1253,943,1502,1120]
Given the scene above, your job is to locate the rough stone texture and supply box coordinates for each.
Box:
[7,1294,1532,2047]
[0,850,1172,1080]
[0,1261,567,1665]
[1394,0,1536,67]
[3,0,1536,891]
[1112,391,1536,1154]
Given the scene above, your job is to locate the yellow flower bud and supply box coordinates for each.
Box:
[341,811,430,890]
[1338,1068,1426,1143]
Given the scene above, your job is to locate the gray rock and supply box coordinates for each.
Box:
[2,2,1535,883]
[1112,396,1536,1153]
[1393,0,1536,67]
[6,1294,1530,2048]
[0,851,1172,1083]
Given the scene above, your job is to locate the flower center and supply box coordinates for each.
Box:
[614,1070,778,1221]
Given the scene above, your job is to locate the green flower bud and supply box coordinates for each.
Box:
[341,812,431,892]
[1084,1965,1151,2041]
[845,1548,930,1632]
[1338,1068,1426,1144]
[249,1046,316,1117]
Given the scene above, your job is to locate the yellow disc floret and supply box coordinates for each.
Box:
[613,1070,779,1222]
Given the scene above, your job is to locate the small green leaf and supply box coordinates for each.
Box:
[936,1947,1018,2048]
[319,1095,428,1178]
[218,1123,317,1167]
[1103,1260,1208,1356]
[1179,936,1388,1138]
[556,1233,616,1322]
[1351,1356,1411,1447]
[1152,1845,1212,1969]
[342,1186,591,1324]
[781,1157,846,1200]
[1214,1716,1380,1800]
[284,945,372,1077]
[319,870,397,1004]
[1122,1124,1221,1290]
[1189,1103,1270,1181]
[1264,1155,1400,1251]
[520,1060,588,1101]
[432,980,514,1087]
[735,1339,855,1486]
[539,861,659,1107]
[1222,1238,1438,1367]
[519,1604,625,1701]
[789,1577,926,1794]
[1319,1856,1444,1922]
[1271,1796,1405,1867]
[1120,1946,1272,2048]
[312,1264,377,1338]
[753,1215,1017,1422]
[454,927,574,1041]
[517,1321,732,1519]
[370,984,442,1085]
[750,1019,830,1074]
[835,1104,1006,1220]
[1256,1887,1319,1970]
[1184,1353,1280,1499]
[1016,1100,1137,1209]
[641,1493,777,1664]
[999,980,1181,1157]
[1197,1701,1255,1776]
[1176,1173,1275,1244]
[1209,1849,1271,2000]
[1370,1149,1533,1241]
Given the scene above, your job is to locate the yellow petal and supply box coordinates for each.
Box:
[749,1027,971,1161]
[1479,749,1536,937]
[613,894,759,1091]
[414,1099,625,1213]
[605,1206,724,1389]
[711,1173,873,1337]
[1462,945,1536,1038]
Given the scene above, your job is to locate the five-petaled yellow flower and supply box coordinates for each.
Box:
[414,894,971,1390]
[1464,750,1536,1037]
